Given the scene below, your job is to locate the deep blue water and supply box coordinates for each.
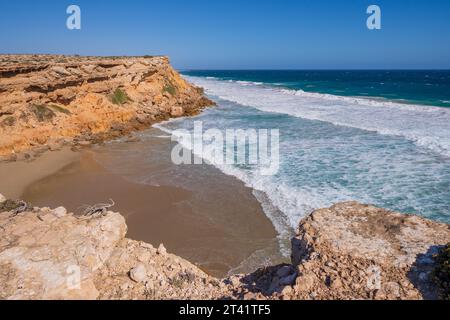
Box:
[183,70,450,108]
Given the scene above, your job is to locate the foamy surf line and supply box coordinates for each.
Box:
[154,119,363,256]
[153,121,294,255]
[184,75,450,158]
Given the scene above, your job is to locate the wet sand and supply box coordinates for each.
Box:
[16,134,283,277]
[0,147,81,199]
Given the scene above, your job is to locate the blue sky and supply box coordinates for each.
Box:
[1,0,449,69]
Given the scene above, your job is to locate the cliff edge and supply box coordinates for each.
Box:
[1,197,448,300]
[0,55,213,160]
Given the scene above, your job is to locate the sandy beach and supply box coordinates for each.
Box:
[5,133,283,277]
[0,147,81,199]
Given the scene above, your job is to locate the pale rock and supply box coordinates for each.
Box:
[52,66,71,76]
[53,206,67,218]
[129,263,148,283]
[137,250,151,263]
[140,242,155,250]
[157,244,167,255]
[0,193,6,204]
[120,283,131,291]
[383,282,401,298]
[281,286,293,299]
[77,141,91,147]
[0,209,126,299]
[290,202,450,300]
[47,279,99,300]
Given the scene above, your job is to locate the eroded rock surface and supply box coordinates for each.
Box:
[0,200,448,300]
[0,202,230,300]
[211,202,450,300]
[288,202,450,300]
[0,206,126,299]
[0,55,213,160]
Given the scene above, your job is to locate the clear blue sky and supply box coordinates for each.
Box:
[1,0,449,69]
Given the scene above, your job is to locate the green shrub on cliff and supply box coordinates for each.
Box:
[31,104,71,122]
[1,116,16,127]
[163,81,177,96]
[111,88,129,105]
[434,243,450,300]
[31,104,56,122]
[49,104,71,115]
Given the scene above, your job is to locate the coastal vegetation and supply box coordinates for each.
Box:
[1,116,15,126]
[110,88,129,105]
[163,79,177,96]
[48,104,71,115]
[31,104,71,122]
[31,104,56,122]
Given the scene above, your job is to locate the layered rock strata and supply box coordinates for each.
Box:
[0,55,213,160]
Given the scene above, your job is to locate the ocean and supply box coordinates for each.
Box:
[183,70,450,108]
[155,70,450,253]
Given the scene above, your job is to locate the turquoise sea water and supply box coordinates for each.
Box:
[155,71,450,243]
[183,70,450,108]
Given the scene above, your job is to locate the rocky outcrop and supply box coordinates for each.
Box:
[289,202,450,299]
[0,200,228,300]
[1,196,449,300]
[233,202,450,300]
[0,205,126,299]
[93,239,229,300]
[0,55,213,160]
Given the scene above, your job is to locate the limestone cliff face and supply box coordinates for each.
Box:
[1,197,449,300]
[0,55,213,159]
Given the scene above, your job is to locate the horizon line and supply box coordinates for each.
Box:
[179,68,450,72]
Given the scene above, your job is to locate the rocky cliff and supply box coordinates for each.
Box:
[1,196,448,300]
[1,55,449,300]
[0,55,213,160]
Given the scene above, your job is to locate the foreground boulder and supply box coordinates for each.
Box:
[216,202,450,300]
[289,202,450,299]
[0,200,449,300]
[0,204,228,300]
[0,207,126,299]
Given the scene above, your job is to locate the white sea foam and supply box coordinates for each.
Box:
[155,120,358,231]
[156,76,450,238]
[185,76,450,158]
